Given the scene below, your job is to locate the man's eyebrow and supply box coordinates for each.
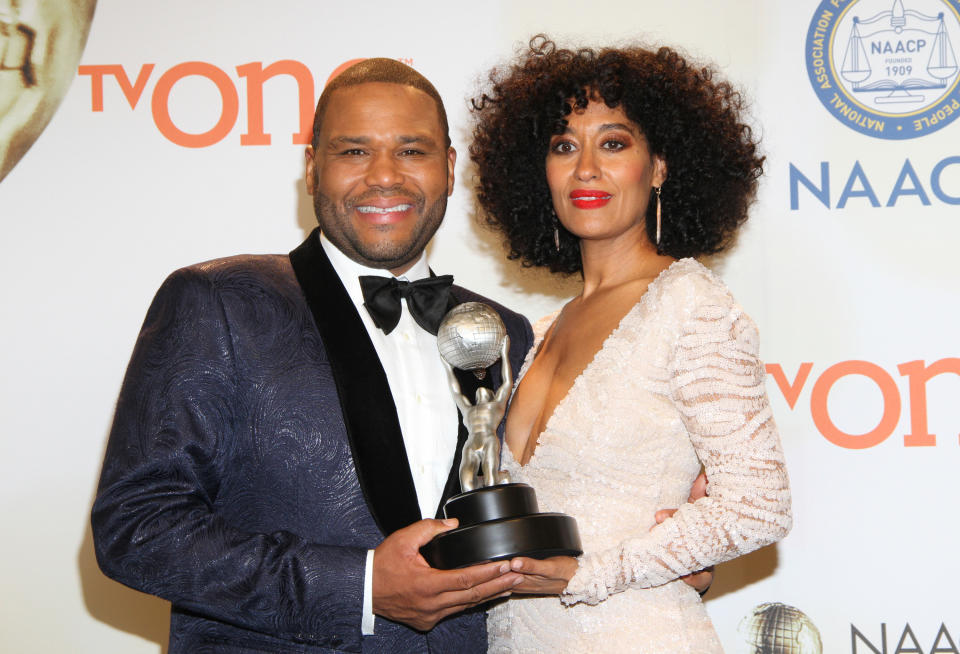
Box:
[396,135,439,146]
[327,135,439,149]
[328,136,370,149]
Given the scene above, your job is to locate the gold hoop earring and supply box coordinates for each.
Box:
[654,186,662,247]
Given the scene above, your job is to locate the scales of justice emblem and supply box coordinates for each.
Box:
[839,0,959,108]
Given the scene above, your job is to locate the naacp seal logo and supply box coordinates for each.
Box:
[806,0,960,139]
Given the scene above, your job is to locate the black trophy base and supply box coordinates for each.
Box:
[420,483,582,570]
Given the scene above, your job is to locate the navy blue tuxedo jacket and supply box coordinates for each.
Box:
[92,230,533,653]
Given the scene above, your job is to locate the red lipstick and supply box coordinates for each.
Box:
[569,189,612,209]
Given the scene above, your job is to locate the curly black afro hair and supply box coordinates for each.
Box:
[470,36,765,274]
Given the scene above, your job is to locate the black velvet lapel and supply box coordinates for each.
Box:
[289,230,420,535]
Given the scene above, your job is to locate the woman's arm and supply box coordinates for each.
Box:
[506,472,714,595]
[562,288,792,605]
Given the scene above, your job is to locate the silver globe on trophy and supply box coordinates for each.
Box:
[420,302,582,569]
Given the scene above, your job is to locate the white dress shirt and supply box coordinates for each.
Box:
[320,234,457,635]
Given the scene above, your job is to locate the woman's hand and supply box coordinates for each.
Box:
[651,471,714,595]
[506,555,579,595]
[650,509,716,594]
[506,472,714,598]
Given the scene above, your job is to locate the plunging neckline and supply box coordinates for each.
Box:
[506,259,687,469]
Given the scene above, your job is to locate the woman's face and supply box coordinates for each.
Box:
[545,101,666,246]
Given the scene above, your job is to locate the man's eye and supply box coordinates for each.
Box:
[340,149,366,156]
[399,149,425,156]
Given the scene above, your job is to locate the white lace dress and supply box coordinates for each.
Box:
[487,259,792,654]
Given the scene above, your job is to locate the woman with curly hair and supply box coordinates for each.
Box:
[471,37,792,652]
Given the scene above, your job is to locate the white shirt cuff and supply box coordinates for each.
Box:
[361,549,376,635]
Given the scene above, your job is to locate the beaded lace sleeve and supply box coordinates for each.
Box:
[561,281,792,606]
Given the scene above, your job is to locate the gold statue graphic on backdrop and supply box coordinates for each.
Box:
[1,0,97,182]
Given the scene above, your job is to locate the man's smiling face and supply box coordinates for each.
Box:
[305,82,456,275]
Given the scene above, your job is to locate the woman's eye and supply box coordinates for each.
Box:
[602,139,626,151]
[551,141,576,154]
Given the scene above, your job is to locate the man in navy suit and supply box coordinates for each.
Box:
[92,59,530,653]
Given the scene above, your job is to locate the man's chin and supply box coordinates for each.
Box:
[348,241,423,272]
[363,253,421,273]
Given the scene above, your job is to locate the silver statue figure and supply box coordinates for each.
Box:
[436,303,513,492]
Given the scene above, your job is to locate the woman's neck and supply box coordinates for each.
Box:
[578,235,676,297]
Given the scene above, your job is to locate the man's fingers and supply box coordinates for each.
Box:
[373,547,516,629]
[439,560,512,591]
[419,517,460,540]
[408,559,512,601]
[393,518,459,552]
[438,566,522,610]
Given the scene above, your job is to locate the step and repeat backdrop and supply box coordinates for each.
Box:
[2,1,958,652]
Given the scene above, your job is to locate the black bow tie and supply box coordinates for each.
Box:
[359,274,454,335]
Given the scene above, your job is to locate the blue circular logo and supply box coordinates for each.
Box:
[806,0,960,139]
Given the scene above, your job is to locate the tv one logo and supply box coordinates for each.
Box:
[766,358,959,448]
[77,58,409,148]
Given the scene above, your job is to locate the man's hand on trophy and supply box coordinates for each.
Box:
[503,555,578,595]
[652,471,714,595]
[372,518,522,631]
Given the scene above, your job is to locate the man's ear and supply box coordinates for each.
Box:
[446,146,457,196]
[304,146,317,195]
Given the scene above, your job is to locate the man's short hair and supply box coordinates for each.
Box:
[311,58,450,148]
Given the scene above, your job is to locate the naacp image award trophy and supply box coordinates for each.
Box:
[420,302,581,569]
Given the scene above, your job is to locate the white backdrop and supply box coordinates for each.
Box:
[2,1,958,652]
